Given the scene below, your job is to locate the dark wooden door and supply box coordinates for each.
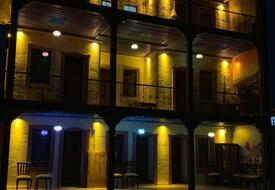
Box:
[174,70,186,112]
[171,136,184,184]
[61,131,83,187]
[115,134,124,171]
[136,135,149,183]
[215,144,240,184]
[63,54,87,104]
[99,68,111,105]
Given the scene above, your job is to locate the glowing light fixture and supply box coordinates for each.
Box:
[138,129,145,135]
[54,125,63,131]
[131,43,139,50]
[41,130,49,136]
[222,60,229,67]
[7,33,12,38]
[42,51,49,57]
[53,30,61,37]
[208,132,215,138]
[196,54,203,59]
[217,4,225,10]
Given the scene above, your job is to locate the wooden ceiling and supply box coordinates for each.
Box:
[19,1,254,58]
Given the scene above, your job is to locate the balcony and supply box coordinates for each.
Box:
[6,3,261,117]
[192,4,256,34]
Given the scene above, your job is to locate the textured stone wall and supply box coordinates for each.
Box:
[157,53,173,110]
[0,0,11,24]
[156,125,170,184]
[14,29,101,103]
[7,119,29,187]
[87,121,107,187]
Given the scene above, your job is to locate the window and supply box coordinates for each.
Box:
[123,69,137,97]
[196,136,214,172]
[29,47,51,84]
[200,71,213,100]
[124,4,137,12]
[30,128,52,167]
[102,0,111,7]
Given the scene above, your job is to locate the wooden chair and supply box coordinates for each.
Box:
[33,162,52,190]
[124,161,139,188]
[114,161,124,188]
[16,162,32,190]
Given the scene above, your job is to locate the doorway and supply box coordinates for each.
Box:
[135,134,156,184]
[61,130,83,187]
[170,135,187,184]
[63,53,88,104]
[99,68,111,105]
[174,69,186,112]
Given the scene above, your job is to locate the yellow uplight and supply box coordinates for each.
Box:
[92,42,99,50]
[217,4,225,10]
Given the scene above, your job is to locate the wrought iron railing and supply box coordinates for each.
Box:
[118,0,188,22]
[11,72,260,115]
[116,82,174,110]
[192,4,256,33]
[193,90,260,116]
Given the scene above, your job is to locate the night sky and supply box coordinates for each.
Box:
[266,0,275,109]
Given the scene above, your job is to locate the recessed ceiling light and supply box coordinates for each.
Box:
[53,30,61,37]
[138,129,145,135]
[131,43,139,50]
[54,125,62,131]
[196,54,203,59]
[208,132,215,138]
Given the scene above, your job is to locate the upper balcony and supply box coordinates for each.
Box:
[87,0,256,34]
[3,1,261,117]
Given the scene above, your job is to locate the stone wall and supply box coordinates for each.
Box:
[0,0,11,24]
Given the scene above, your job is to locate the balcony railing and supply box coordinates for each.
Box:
[193,90,260,116]
[11,72,260,115]
[116,82,174,111]
[118,0,188,22]
[100,0,255,34]
[192,4,256,33]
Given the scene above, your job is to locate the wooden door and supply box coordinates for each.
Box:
[61,131,83,186]
[171,136,184,184]
[63,54,88,104]
[136,135,149,183]
[174,69,186,112]
[99,68,111,105]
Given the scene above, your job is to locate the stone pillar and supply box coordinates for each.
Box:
[156,125,170,184]
[87,121,107,187]
[157,53,173,110]
[7,118,29,187]
[88,43,101,105]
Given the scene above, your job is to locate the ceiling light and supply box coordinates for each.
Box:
[41,130,49,136]
[208,132,215,138]
[7,33,11,38]
[138,129,145,135]
[54,125,62,131]
[196,54,203,59]
[131,43,139,50]
[53,30,61,37]
[42,51,49,57]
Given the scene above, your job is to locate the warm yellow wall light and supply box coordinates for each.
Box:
[92,42,99,50]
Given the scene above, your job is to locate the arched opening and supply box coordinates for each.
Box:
[115,116,188,189]
[7,112,109,189]
[194,121,263,190]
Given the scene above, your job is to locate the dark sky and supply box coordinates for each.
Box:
[266,0,275,108]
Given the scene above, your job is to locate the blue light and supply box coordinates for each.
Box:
[138,129,145,135]
[41,130,48,136]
